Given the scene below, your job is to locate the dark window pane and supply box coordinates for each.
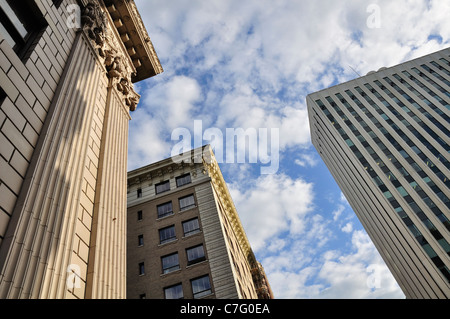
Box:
[183,218,200,236]
[159,225,176,244]
[179,195,195,211]
[164,284,183,299]
[176,174,191,187]
[162,253,180,274]
[186,245,205,265]
[156,180,170,194]
[157,202,173,218]
[191,275,212,299]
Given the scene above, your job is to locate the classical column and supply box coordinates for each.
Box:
[0,0,146,299]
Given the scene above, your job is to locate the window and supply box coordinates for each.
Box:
[161,253,180,274]
[52,0,63,8]
[0,0,47,59]
[157,201,173,218]
[138,235,144,246]
[164,284,183,299]
[159,225,176,244]
[191,275,212,299]
[138,262,145,275]
[137,210,143,221]
[183,218,200,237]
[155,180,170,194]
[137,188,142,198]
[179,194,195,211]
[186,245,206,265]
[139,293,146,299]
[176,174,191,187]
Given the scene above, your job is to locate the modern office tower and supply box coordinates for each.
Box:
[127,145,273,299]
[307,47,450,299]
[0,0,162,298]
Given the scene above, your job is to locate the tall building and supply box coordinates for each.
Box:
[126,145,273,299]
[0,0,162,298]
[307,47,450,299]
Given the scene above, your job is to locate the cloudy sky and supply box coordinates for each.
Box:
[129,0,450,298]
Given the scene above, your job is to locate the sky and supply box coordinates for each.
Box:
[129,0,450,299]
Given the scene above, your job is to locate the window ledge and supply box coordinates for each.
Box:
[178,205,198,214]
[158,238,178,247]
[181,231,202,240]
[186,259,208,269]
[160,268,182,278]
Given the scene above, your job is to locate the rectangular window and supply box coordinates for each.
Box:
[191,275,212,299]
[137,210,143,221]
[161,253,180,274]
[138,262,145,275]
[0,0,47,59]
[179,194,195,211]
[138,234,144,246]
[155,180,170,194]
[137,188,142,198]
[176,173,191,187]
[164,284,183,299]
[183,218,200,237]
[186,245,206,265]
[52,0,63,8]
[159,225,176,244]
[157,201,173,218]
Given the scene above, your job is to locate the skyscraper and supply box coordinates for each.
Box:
[0,0,162,298]
[126,145,273,299]
[307,47,450,298]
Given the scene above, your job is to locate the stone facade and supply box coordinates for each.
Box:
[127,145,273,299]
[0,0,162,298]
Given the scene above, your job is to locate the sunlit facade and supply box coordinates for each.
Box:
[307,47,450,298]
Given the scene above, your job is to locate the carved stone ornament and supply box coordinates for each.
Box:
[81,0,141,111]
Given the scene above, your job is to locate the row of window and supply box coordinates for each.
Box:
[158,218,201,244]
[136,193,196,222]
[136,217,201,248]
[314,66,450,281]
[136,173,192,198]
[138,244,206,276]
[141,275,212,299]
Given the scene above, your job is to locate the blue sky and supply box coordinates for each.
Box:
[129,0,450,298]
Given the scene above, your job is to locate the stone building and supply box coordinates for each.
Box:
[127,145,273,299]
[0,0,162,298]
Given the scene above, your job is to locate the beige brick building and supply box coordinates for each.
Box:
[0,0,162,298]
[127,145,273,299]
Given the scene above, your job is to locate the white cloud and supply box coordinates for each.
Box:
[130,0,448,299]
[142,75,202,130]
[316,231,405,299]
[264,230,404,299]
[332,205,346,221]
[295,153,319,168]
[128,110,171,170]
[229,173,314,252]
[341,222,353,233]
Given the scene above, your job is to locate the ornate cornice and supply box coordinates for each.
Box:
[104,0,163,82]
[80,0,163,111]
[80,0,140,111]
[202,147,253,259]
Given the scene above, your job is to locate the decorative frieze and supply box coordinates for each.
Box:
[81,0,141,111]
